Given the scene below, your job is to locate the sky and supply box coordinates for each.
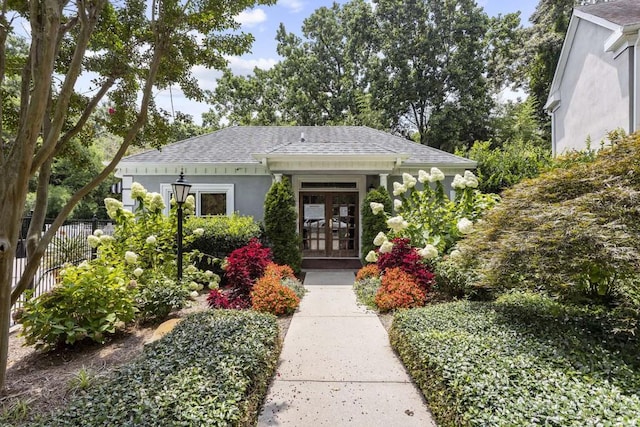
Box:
[155,0,540,123]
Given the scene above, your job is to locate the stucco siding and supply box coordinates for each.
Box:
[126,174,273,221]
[554,19,630,154]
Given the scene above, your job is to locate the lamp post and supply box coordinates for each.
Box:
[172,171,191,281]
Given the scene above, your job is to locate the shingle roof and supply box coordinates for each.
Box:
[578,0,640,27]
[122,126,474,167]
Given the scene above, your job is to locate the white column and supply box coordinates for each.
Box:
[273,173,283,183]
[379,174,388,190]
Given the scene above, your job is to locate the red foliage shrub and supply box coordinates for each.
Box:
[356,264,380,282]
[225,239,272,300]
[251,275,300,316]
[377,238,434,292]
[206,289,249,309]
[375,267,426,312]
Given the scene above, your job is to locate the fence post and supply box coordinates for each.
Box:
[91,214,98,260]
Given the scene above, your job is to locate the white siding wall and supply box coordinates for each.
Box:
[554,20,631,154]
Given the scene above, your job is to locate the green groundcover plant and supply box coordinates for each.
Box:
[34,310,280,427]
[390,293,640,427]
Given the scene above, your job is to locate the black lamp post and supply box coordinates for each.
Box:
[172,171,191,281]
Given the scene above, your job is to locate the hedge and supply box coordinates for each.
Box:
[36,310,280,426]
[390,294,640,426]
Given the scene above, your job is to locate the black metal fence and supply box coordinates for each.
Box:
[11,215,114,327]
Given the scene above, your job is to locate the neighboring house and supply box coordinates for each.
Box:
[116,126,475,262]
[545,0,640,155]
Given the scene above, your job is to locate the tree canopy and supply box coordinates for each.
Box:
[0,0,275,391]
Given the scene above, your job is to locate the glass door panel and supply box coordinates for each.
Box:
[301,192,358,258]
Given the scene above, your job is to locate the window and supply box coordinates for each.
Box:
[161,183,234,216]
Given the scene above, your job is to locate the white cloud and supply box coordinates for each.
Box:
[279,0,305,13]
[235,8,268,28]
[225,56,278,75]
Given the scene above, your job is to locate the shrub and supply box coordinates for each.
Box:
[457,139,551,194]
[263,177,302,273]
[36,310,280,426]
[450,132,640,311]
[375,267,426,312]
[225,239,272,301]
[135,276,190,322]
[356,264,380,282]
[390,297,640,426]
[251,275,300,316]
[377,238,434,292]
[361,187,392,263]
[206,289,248,310]
[185,214,262,271]
[280,277,307,300]
[19,261,136,350]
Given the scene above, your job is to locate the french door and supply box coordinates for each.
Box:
[301,192,359,258]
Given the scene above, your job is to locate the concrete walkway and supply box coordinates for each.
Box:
[258,270,436,426]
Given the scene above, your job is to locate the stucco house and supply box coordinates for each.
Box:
[116,125,475,262]
[545,0,640,155]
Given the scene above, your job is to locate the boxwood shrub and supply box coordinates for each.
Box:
[37,310,280,427]
[390,294,640,426]
[184,214,262,273]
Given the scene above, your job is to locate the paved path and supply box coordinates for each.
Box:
[258,270,436,426]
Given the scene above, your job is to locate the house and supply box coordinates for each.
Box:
[545,0,640,155]
[116,126,475,262]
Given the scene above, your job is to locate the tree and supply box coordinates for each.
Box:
[371,0,495,151]
[0,0,275,391]
[263,177,302,274]
[206,0,383,128]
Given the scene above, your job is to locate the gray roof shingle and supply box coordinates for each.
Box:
[121,126,474,167]
[578,0,640,27]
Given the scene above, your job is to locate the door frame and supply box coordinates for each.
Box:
[292,175,366,259]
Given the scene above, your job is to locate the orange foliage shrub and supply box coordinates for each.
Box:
[356,264,380,282]
[251,275,300,316]
[262,263,295,280]
[375,267,426,312]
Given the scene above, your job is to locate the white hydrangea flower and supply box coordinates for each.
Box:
[133,267,144,277]
[131,182,147,200]
[393,182,408,196]
[419,244,438,260]
[452,174,466,190]
[124,251,138,264]
[430,167,445,182]
[150,192,165,212]
[373,232,388,246]
[99,234,113,243]
[387,216,409,233]
[449,249,462,259]
[394,199,402,210]
[93,229,104,237]
[418,170,430,183]
[104,198,123,219]
[457,218,474,235]
[370,202,385,215]
[365,250,379,263]
[402,173,417,188]
[464,170,479,189]
[379,240,394,254]
[146,235,157,245]
[193,228,205,236]
[185,195,195,211]
[189,290,199,299]
[205,270,214,277]
[87,235,100,248]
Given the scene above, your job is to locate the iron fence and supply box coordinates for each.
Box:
[11,216,114,327]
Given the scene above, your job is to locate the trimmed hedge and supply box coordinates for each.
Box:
[390,295,640,426]
[185,214,262,274]
[37,310,280,427]
[360,187,392,263]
